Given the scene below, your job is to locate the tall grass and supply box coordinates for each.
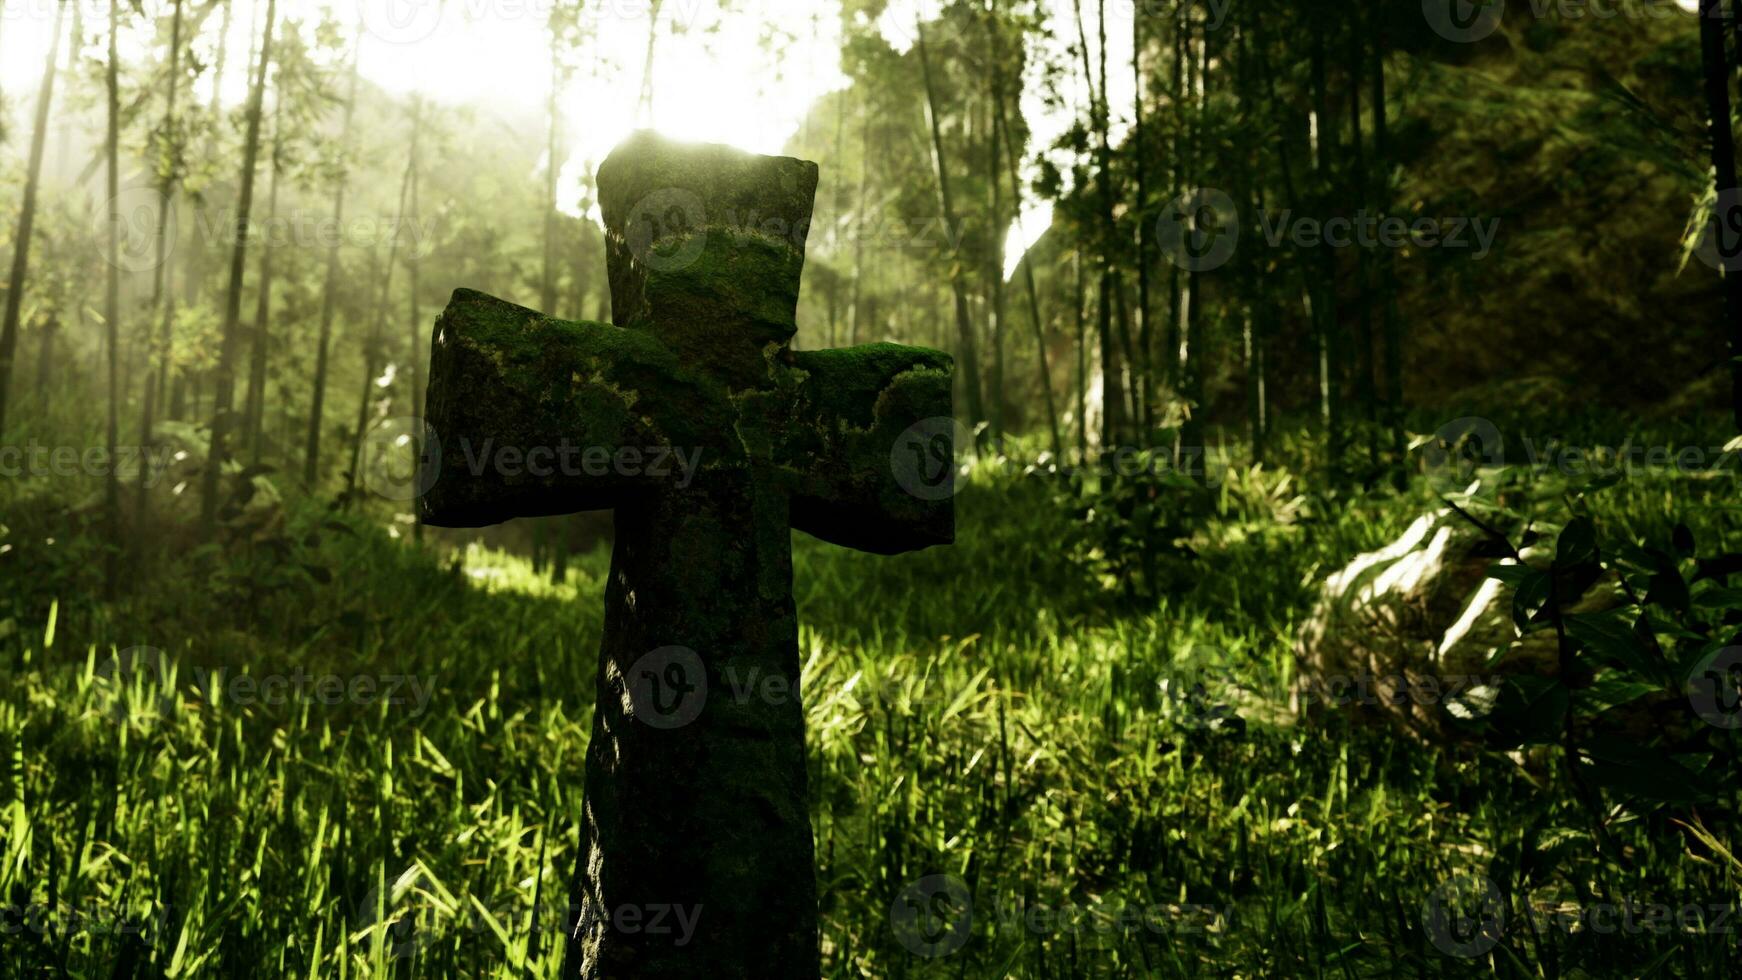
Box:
[2,440,1739,976]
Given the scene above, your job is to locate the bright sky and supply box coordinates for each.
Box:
[1,0,1149,277]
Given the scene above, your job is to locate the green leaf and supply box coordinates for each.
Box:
[1564,610,1656,677]
[1579,733,1710,805]
[1490,676,1569,745]
[1645,569,1690,616]
[1576,676,1659,718]
[1512,569,1551,634]
[1555,516,1597,570]
[1672,524,1697,559]
[1485,562,1536,588]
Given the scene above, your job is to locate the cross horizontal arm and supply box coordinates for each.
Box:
[779,343,955,555]
[419,288,733,528]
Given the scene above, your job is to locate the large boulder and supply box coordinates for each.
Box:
[1293,510,1626,742]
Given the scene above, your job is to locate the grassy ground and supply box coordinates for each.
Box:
[2,430,1740,977]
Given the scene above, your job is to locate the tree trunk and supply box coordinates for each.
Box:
[199,0,277,534]
[916,17,986,442]
[171,0,234,421]
[542,44,562,314]
[847,96,869,345]
[1131,8,1153,438]
[1075,250,1087,462]
[986,80,1007,447]
[1346,8,1377,472]
[1179,14,1207,479]
[1096,0,1135,450]
[103,0,122,596]
[1165,12,1185,394]
[1310,21,1343,476]
[407,97,425,542]
[34,317,57,402]
[138,0,185,527]
[245,84,285,466]
[991,49,1062,461]
[0,0,66,438]
[635,0,665,123]
[344,159,413,505]
[1371,11,1405,483]
[304,46,362,487]
[1704,0,1742,431]
[1073,0,1124,462]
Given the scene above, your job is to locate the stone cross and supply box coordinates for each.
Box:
[418,131,956,978]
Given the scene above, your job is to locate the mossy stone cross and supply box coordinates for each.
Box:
[418,132,955,978]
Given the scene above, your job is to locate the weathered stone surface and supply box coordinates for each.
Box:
[419,132,954,979]
[1294,510,1614,741]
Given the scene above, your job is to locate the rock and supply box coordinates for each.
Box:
[1292,509,1628,742]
